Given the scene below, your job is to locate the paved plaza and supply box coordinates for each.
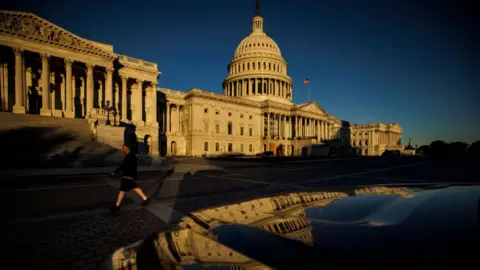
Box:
[7,157,478,269]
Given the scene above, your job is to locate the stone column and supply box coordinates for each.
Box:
[166,102,170,133]
[177,105,181,133]
[97,80,103,108]
[310,119,313,137]
[295,116,298,138]
[134,79,144,125]
[260,113,264,137]
[1,63,8,111]
[60,73,65,111]
[288,117,291,138]
[303,117,305,137]
[114,83,119,112]
[148,82,158,127]
[71,75,76,102]
[80,77,85,117]
[105,68,113,105]
[86,63,94,117]
[24,66,32,112]
[243,80,247,96]
[121,76,128,121]
[267,113,270,137]
[50,72,56,113]
[64,59,74,118]
[13,48,25,114]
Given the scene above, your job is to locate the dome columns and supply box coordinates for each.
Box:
[224,77,292,100]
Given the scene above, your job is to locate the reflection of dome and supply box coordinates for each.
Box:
[355,186,415,198]
[223,2,293,105]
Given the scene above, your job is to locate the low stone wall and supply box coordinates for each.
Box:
[96,125,125,150]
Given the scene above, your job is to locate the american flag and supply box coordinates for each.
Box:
[304,78,310,84]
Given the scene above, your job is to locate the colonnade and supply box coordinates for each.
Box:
[224,78,292,99]
[352,130,401,146]
[262,113,337,141]
[0,46,158,126]
[163,102,184,134]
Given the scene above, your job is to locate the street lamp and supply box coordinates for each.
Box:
[103,100,115,126]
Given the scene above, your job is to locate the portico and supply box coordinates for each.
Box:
[0,10,161,126]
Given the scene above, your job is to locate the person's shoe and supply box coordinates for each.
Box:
[141,198,150,206]
[109,205,120,212]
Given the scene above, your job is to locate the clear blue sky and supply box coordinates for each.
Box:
[4,0,479,146]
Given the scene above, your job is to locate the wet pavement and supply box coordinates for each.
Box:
[7,156,479,269]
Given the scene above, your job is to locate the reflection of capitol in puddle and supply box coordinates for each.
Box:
[160,191,348,269]
[111,191,348,270]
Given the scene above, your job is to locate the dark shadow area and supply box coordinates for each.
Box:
[0,127,78,169]
[0,126,137,169]
[156,90,168,156]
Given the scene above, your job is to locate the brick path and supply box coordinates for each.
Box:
[8,209,168,270]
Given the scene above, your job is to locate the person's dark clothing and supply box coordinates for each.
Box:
[115,152,138,192]
[120,177,138,192]
[114,152,138,179]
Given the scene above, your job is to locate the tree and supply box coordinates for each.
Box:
[468,141,480,159]
[448,141,469,157]
[417,145,431,156]
[430,140,448,157]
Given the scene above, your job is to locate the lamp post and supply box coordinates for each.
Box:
[103,100,115,126]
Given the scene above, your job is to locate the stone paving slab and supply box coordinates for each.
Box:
[8,208,169,270]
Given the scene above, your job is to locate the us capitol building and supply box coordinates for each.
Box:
[0,1,403,157]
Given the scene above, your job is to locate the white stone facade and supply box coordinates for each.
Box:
[0,4,403,157]
[0,10,161,155]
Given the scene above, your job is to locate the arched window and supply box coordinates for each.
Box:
[242,63,245,71]
[263,62,266,70]
[247,62,250,70]
[269,63,271,70]
[228,122,233,135]
[252,62,255,70]
[257,62,260,69]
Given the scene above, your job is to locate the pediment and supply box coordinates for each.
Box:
[299,102,327,115]
[0,10,114,59]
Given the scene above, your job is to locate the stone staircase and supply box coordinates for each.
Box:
[0,112,160,169]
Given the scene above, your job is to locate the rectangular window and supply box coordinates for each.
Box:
[249,128,253,136]
[215,110,220,115]
[215,142,220,152]
[249,115,253,120]
[241,144,244,152]
[228,143,233,152]
[240,127,244,136]
[204,108,208,113]
[249,144,253,152]
[204,142,208,151]
[204,122,209,133]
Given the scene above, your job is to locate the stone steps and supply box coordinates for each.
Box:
[0,112,164,168]
[0,112,92,141]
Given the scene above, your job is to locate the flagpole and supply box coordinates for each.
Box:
[307,85,310,102]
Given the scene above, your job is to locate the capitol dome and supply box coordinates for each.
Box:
[223,1,293,105]
[234,30,282,58]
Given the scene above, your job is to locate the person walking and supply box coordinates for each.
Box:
[109,144,149,212]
